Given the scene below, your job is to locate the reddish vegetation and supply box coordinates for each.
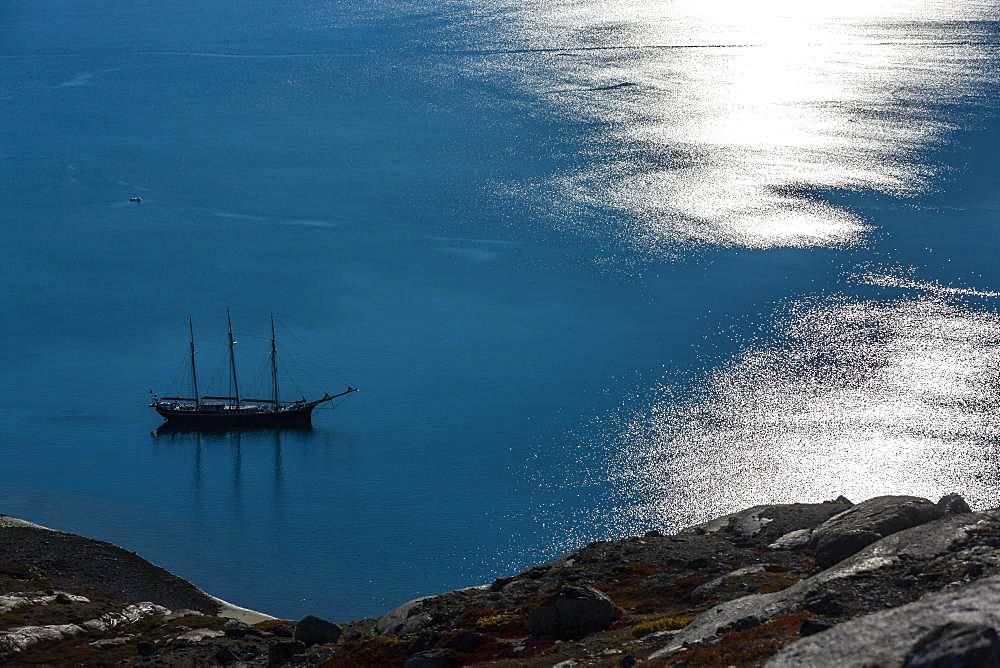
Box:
[322,635,407,667]
[659,612,813,667]
[255,619,295,634]
[12,497,897,666]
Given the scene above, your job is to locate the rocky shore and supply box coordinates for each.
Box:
[3,492,998,666]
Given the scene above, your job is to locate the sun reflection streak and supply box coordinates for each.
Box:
[463,0,998,250]
[602,291,1000,538]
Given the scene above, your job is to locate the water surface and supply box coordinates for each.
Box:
[1,0,999,619]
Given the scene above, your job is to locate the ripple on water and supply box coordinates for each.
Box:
[460,0,999,250]
[603,284,1000,537]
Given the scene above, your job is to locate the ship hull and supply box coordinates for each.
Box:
[155,405,316,431]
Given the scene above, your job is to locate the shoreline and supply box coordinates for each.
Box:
[4,494,1000,665]
[204,594,274,625]
[0,513,274,626]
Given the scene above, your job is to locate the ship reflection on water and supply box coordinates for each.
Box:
[151,427,322,519]
[153,422,315,437]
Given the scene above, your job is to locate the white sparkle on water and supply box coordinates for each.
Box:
[607,290,1000,536]
[464,0,997,250]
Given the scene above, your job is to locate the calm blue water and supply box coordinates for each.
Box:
[2,1,999,620]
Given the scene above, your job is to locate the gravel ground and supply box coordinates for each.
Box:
[0,525,219,614]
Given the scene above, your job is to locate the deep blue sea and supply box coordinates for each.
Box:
[2,1,1000,620]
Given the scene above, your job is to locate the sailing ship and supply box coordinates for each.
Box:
[150,312,356,430]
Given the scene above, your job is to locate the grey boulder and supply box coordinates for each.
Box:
[690,565,768,603]
[171,629,225,644]
[768,528,813,550]
[768,576,1000,667]
[652,510,998,661]
[89,636,131,649]
[809,495,944,567]
[903,622,1000,668]
[525,586,621,639]
[376,596,435,636]
[682,499,852,547]
[294,614,342,647]
[813,529,882,568]
[937,493,972,516]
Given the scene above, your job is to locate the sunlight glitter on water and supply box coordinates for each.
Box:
[466,0,997,249]
[604,285,1000,536]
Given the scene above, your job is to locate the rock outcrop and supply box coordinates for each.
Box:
[654,506,996,658]
[524,586,620,639]
[905,622,1000,668]
[937,492,973,515]
[0,591,89,614]
[769,577,1000,666]
[376,596,436,636]
[2,493,993,666]
[808,495,945,567]
[293,615,341,647]
[0,602,169,660]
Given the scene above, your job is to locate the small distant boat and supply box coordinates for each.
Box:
[129,195,142,203]
[150,312,356,430]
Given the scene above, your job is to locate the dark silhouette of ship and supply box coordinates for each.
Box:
[151,312,356,430]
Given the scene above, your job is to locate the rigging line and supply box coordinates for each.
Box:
[167,354,187,395]
[279,347,315,387]
[206,350,230,396]
[281,340,332,390]
[249,352,271,399]
[274,348,309,399]
[277,354,307,399]
[283,327,339,372]
[290,349,318,387]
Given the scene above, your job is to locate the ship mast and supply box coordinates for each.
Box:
[270,316,280,410]
[227,309,241,408]
[189,316,200,408]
